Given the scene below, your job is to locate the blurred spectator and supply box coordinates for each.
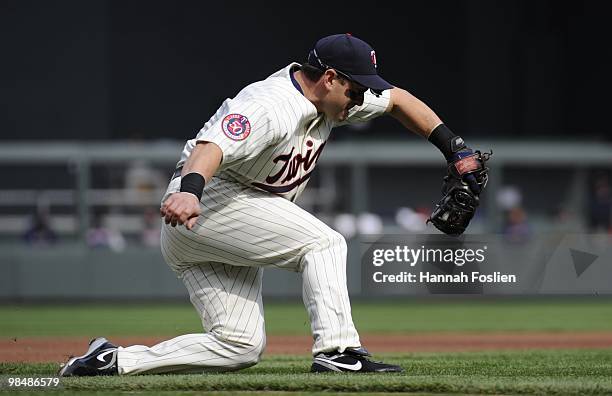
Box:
[588,174,611,232]
[333,213,357,239]
[125,160,166,192]
[549,205,584,233]
[497,185,522,211]
[502,206,531,243]
[395,207,428,232]
[356,213,383,235]
[141,207,161,247]
[87,213,126,252]
[23,209,57,246]
[124,160,166,207]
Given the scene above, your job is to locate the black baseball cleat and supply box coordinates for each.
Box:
[58,337,119,377]
[311,347,403,373]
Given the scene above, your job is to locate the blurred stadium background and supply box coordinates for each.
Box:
[0,0,610,301]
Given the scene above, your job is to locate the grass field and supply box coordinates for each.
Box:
[2,351,612,395]
[2,298,612,337]
[1,298,612,395]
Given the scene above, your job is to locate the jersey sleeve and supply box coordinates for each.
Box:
[193,98,280,170]
[338,88,391,126]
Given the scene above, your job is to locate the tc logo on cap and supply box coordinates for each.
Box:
[370,50,377,68]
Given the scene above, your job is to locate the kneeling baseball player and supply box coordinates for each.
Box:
[60,34,489,376]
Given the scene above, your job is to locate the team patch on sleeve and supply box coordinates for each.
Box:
[222,114,251,141]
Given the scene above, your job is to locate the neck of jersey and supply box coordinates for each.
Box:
[290,66,304,95]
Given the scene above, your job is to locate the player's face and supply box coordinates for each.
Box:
[325,71,367,122]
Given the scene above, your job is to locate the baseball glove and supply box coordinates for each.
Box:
[427,149,492,235]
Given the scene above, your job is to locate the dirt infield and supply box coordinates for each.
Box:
[2,332,612,363]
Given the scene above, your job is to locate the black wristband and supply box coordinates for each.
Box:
[428,124,467,161]
[180,173,205,201]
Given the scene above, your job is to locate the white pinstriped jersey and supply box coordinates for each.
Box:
[177,63,391,202]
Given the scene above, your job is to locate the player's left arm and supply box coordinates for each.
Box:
[386,87,442,138]
[386,87,480,167]
[386,87,492,235]
[385,86,487,184]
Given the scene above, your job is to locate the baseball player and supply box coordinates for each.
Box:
[59,34,489,376]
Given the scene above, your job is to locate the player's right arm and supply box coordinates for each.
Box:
[160,142,222,230]
[161,95,280,230]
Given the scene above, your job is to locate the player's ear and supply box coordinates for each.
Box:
[322,69,336,91]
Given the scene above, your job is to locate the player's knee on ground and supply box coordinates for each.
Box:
[228,338,266,369]
[213,329,266,369]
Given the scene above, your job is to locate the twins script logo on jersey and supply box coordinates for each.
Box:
[222,114,251,141]
[252,140,326,194]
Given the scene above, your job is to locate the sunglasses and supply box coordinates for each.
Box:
[333,69,368,100]
[311,50,368,101]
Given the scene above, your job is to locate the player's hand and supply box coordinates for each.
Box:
[447,148,485,195]
[160,192,202,230]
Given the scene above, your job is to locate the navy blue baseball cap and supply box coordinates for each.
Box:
[307,33,393,92]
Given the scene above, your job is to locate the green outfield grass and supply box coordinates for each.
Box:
[1,298,611,337]
[1,350,612,395]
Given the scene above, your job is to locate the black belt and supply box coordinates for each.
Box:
[172,166,183,180]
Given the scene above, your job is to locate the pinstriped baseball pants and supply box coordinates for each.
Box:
[117,175,360,375]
